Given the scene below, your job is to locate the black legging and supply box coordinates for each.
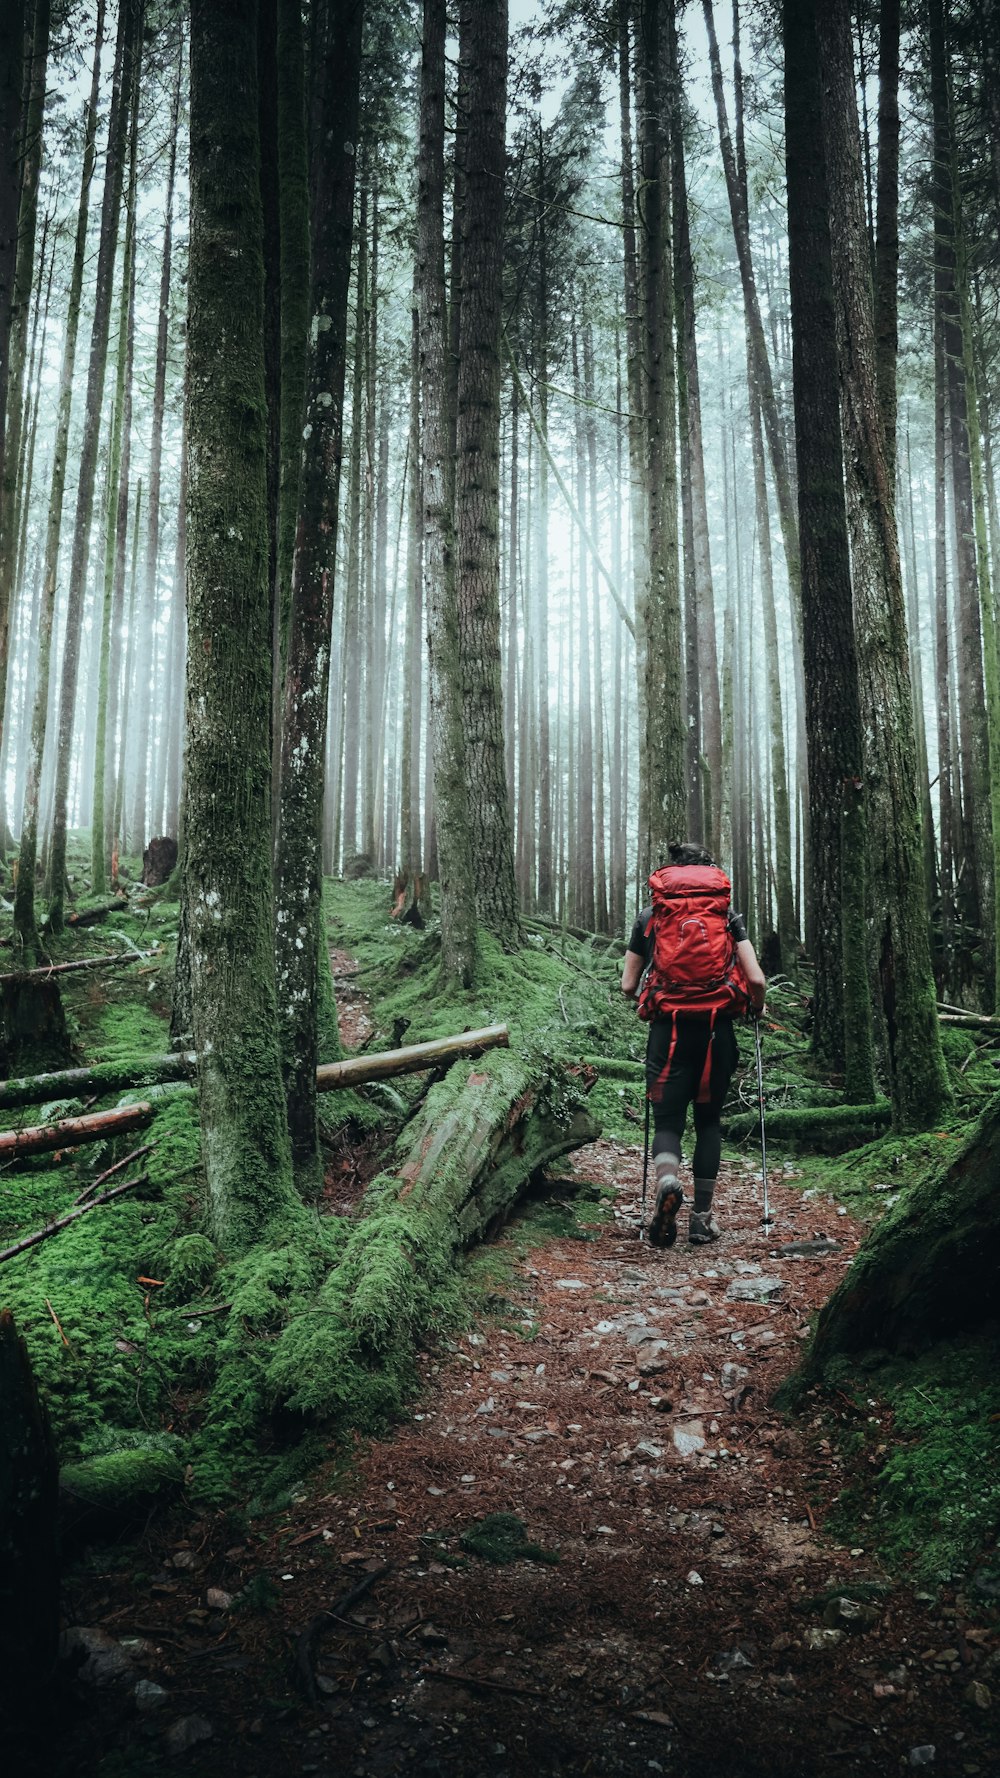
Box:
[645,1014,739,1180]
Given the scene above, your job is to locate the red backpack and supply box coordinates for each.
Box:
[637,864,750,1023]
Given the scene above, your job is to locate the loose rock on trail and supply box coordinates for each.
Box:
[52,1138,999,1778]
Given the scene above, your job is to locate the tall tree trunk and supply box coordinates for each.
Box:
[162,440,187,841]
[533,118,553,915]
[400,298,422,878]
[933,301,955,977]
[113,479,142,855]
[816,0,949,1125]
[129,44,180,858]
[418,0,477,985]
[186,0,299,1250]
[341,188,365,861]
[572,323,595,931]
[874,0,900,491]
[636,0,685,875]
[13,4,105,960]
[0,0,48,776]
[47,0,136,931]
[585,322,609,934]
[454,0,520,948]
[783,0,876,1102]
[274,0,363,1193]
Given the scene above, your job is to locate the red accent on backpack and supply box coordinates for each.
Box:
[637,864,750,1023]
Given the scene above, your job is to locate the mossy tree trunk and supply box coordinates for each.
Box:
[636,0,685,877]
[816,0,950,1128]
[454,0,521,950]
[13,2,105,964]
[418,0,478,988]
[47,0,136,932]
[128,30,180,860]
[91,17,142,896]
[783,0,876,1103]
[274,0,364,1193]
[186,0,300,1252]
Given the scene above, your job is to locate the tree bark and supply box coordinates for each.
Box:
[0,1310,59,1740]
[273,0,364,1193]
[783,0,876,1101]
[418,0,478,987]
[13,4,105,962]
[816,0,949,1126]
[47,0,136,931]
[874,0,900,491]
[186,0,300,1250]
[454,0,521,948]
[636,0,685,875]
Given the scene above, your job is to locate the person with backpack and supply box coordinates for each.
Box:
[620,842,767,1247]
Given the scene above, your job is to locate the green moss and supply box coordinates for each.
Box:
[60,1445,185,1515]
[162,1233,218,1303]
[459,1512,559,1565]
[822,1339,1000,1586]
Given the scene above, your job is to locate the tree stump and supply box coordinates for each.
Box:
[0,975,73,1075]
[141,834,178,886]
[0,1310,59,1734]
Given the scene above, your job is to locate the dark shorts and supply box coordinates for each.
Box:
[645,1014,739,1120]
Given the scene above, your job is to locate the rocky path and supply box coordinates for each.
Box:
[53,1138,999,1778]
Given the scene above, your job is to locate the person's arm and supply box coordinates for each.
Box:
[737,938,767,1014]
[621,949,643,998]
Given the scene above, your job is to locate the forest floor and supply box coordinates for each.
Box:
[4,862,996,1778]
[47,1136,999,1778]
[42,937,1000,1778]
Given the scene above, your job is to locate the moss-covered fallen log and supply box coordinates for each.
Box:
[59,1445,184,1538]
[0,1025,509,1113]
[267,1048,601,1418]
[0,1051,197,1110]
[723,1100,891,1145]
[803,1095,1000,1366]
[315,1022,508,1090]
[0,1102,154,1159]
[0,949,151,986]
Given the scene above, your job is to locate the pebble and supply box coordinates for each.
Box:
[205,1588,233,1612]
[908,1749,936,1769]
[672,1421,705,1457]
[554,1279,587,1290]
[134,1679,169,1712]
[686,1570,703,1587]
[822,1596,880,1631]
[803,1627,845,1651]
[964,1681,991,1709]
[59,1626,133,1685]
[165,1716,213,1755]
[725,1277,783,1303]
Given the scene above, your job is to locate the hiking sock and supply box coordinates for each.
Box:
[693,1178,715,1215]
[648,1152,683,1248]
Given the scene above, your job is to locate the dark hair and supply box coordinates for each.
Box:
[667,840,715,868]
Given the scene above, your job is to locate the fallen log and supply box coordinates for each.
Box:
[0,949,152,987]
[0,1174,149,1267]
[315,1023,509,1091]
[723,1100,892,1147]
[0,1028,509,1112]
[0,1103,154,1161]
[0,1052,197,1110]
[267,1048,601,1417]
[938,1011,1000,1035]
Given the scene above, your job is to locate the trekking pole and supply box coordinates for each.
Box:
[639,1091,650,1241]
[754,1016,772,1226]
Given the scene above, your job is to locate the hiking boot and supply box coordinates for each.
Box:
[688,1209,720,1244]
[648,1182,683,1248]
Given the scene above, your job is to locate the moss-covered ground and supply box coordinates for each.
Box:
[1,852,998,1591]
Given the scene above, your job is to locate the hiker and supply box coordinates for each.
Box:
[621,842,767,1247]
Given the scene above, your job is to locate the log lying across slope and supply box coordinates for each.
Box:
[0,1025,510,1111]
[268,1047,601,1416]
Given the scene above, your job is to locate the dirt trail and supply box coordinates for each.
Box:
[53,1135,999,1778]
